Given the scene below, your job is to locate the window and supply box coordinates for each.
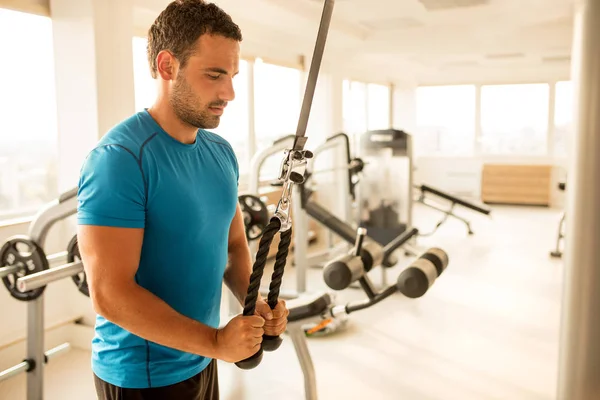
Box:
[367,83,390,130]
[211,60,250,175]
[415,85,476,157]
[253,60,302,179]
[480,83,549,155]
[0,9,58,219]
[342,80,367,152]
[554,81,573,157]
[132,36,157,112]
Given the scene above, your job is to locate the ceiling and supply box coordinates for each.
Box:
[5,0,577,85]
[200,0,576,85]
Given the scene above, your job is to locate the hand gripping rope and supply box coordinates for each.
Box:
[235,0,335,370]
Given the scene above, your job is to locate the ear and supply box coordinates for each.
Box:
[156,50,178,80]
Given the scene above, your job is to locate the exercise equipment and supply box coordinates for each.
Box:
[0,343,72,383]
[293,179,418,291]
[293,132,364,284]
[357,129,414,247]
[550,181,566,258]
[67,235,88,296]
[238,194,270,242]
[414,184,492,236]
[281,226,449,400]
[0,187,78,399]
[234,0,335,370]
[1,236,50,301]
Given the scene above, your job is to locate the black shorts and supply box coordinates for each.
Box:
[93,359,219,400]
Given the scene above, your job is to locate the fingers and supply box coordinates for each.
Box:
[254,301,274,321]
[248,315,265,328]
[264,320,287,336]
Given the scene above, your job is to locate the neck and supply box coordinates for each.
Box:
[147,98,198,145]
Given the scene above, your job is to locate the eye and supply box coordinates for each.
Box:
[207,74,220,80]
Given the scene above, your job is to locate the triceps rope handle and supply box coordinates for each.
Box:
[235,150,312,370]
[235,0,334,370]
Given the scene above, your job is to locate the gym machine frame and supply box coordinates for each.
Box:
[550,182,566,258]
[414,184,492,236]
[279,225,449,400]
[303,132,359,256]
[0,187,80,399]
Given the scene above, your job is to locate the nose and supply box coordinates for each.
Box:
[220,77,235,102]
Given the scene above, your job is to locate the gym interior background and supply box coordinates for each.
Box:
[0,0,593,399]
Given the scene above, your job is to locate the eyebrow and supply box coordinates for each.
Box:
[204,67,239,76]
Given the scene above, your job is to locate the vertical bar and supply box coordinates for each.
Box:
[293,185,308,293]
[288,323,318,400]
[294,0,335,144]
[547,80,556,157]
[247,60,256,169]
[388,83,394,129]
[27,298,44,399]
[474,84,482,156]
[407,133,414,233]
[557,1,600,399]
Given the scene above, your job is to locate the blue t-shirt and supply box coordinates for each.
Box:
[77,110,239,388]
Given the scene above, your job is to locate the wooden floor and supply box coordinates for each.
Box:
[0,202,566,400]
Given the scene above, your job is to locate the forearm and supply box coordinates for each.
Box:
[95,282,220,359]
[223,240,257,306]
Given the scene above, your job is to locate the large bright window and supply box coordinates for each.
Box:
[480,83,549,155]
[132,36,157,112]
[0,9,58,219]
[554,80,573,157]
[253,60,302,178]
[211,60,250,175]
[415,85,476,156]
[342,80,367,152]
[367,83,390,130]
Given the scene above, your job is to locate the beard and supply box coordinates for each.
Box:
[170,73,223,130]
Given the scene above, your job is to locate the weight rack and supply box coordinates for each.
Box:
[0,186,80,399]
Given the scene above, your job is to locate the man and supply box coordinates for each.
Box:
[76,1,289,399]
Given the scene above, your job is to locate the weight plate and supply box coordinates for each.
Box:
[67,235,88,297]
[1,236,49,301]
[238,194,269,242]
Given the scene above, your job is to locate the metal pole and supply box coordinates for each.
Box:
[25,187,78,400]
[17,261,83,292]
[27,298,44,399]
[557,1,600,399]
[0,342,71,383]
[293,185,308,293]
[0,264,23,279]
[0,361,30,383]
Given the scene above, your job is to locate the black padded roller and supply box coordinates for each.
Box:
[323,254,364,290]
[418,248,448,277]
[396,259,437,298]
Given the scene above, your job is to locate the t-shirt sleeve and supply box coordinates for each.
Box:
[225,143,239,185]
[77,145,146,228]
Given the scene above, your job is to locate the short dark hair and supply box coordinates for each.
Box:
[147,0,243,79]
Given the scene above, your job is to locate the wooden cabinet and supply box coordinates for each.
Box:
[481,164,552,206]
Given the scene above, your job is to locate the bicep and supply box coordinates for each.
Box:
[78,225,144,301]
[228,203,247,250]
[76,144,147,303]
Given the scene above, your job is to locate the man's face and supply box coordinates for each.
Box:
[170,34,240,130]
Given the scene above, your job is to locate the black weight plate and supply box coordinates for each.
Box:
[67,235,88,297]
[1,235,49,301]
[238,194,269,242]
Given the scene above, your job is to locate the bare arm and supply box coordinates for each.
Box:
[78,225,220,358]
[223,203,256,306]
